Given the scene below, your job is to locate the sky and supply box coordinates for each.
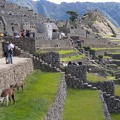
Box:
[33,0,120,4]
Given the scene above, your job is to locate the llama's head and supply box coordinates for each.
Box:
[0,97,4,104]
[10,84,15,88]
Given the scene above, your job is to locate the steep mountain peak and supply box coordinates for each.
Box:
[79,10,119,37]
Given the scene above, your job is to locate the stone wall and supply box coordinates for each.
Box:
[33,52,60,72]
[4,37,36,54]
[65,65,87,83]
[103,92,120,113]
[110,60,120,66]
[113,79,120,85]
[112,54,120,60]
[114,72,120,79]
[88,81,114,95]
[0,41,3,58]
[35,38,73,50]
[44,74,67,120]
[100,91,111,120]
[0,58,33,93]
[36,52,60,68]
[90,49,120,57]
[87,65,106,77]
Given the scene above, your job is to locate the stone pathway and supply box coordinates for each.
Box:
[0,57,30,69]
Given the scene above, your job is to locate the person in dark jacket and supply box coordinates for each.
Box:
[4,42,10,64]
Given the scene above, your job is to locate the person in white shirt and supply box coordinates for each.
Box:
[8,41,14,64]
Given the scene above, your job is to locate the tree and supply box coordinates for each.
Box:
[66,10,78,25]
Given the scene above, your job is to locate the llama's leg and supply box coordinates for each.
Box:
[21,85,23,93]
[17,87,19,93]
[11,95,15,104]
[9,96,11,105]
[3,98,5,105]
[6,95,9,106]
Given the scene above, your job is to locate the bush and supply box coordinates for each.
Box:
[98,55,103,59]
[83,46,91,51]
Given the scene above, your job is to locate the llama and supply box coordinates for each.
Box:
[10,81,25,93]
[0,88,15,106]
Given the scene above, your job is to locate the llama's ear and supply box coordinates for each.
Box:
[10,84,14,88]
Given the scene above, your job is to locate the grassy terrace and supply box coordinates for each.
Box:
[0,70,61,120]
[63,88,104,120]
[114,85,120,96]
[87,73,112,82]
[60,54,83,62]
[36,49,84,62]
[36,49,77,55]
[109,52,120,54]
[111,113,120,120]
[91,48,120,50]
[57,50,77,55]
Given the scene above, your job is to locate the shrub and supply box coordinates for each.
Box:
[83,46,91,51]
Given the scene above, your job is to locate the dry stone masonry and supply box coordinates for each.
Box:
[44,73,66,120]
[0,58,33,93]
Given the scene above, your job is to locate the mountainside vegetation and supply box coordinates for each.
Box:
[7,0,120,27]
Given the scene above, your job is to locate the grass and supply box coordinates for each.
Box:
[63,88,104,120]
[87,73,108,82]
[60,55,83,62]
[106,75,115,80]
[110,52,120,54]
[102,35,114,38]
[111,113,120,120]
[0,70,62,120]
[57,50,77,55]
[36,49,77,55]
[91,48,120,50]
[110,40,120,42]
[114,85,120,96]
[103,56,111,59]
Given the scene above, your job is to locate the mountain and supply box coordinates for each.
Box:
[7,0,120,27]
[6,0,37,12]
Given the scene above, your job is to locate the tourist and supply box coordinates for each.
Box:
[8,41,14,64]
[67,61,72,66]
[20,29,26,38]
[4,41,10,64]
[26,30,31,37]
[78,61,82,65]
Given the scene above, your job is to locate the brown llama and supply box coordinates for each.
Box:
[10,81,25,93]
[0,88,15,106]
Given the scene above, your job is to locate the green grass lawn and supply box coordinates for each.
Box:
[0,70,61,120]
[111,113,120,120]
[103,56,111,59]
[63,88,104,120]
[114,85,120,96]
[91,48,120,50]
[36,49,77,55]
[110,52,120,54]
[87,73,108,82]
[60,55,83,62]
[110,40,120,42]
[58,50,77,55]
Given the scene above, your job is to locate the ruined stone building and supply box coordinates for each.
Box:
[0,0,73,49]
